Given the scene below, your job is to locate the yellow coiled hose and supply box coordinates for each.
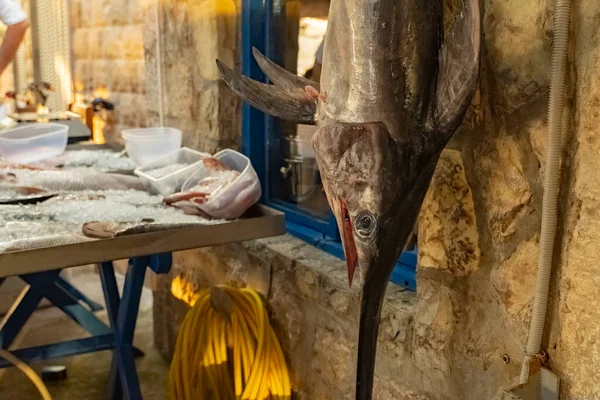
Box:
[169,286,291,400]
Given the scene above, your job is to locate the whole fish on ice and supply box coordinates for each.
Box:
[216,0,481,398]
[0,168,145,192]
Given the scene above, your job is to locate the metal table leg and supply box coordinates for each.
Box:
[0,253,172,399]
[0,273,104,313]
[99,253,173,399]
[20,274,111,336]
[0,270,61,349]
[55,275,104,312]
[0,270,117,370]
[100,257,147,400]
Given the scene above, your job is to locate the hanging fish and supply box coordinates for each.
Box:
[216,0,481,398]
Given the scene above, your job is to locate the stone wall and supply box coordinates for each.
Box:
[153,238,428,399]
[549,1,600,398]
[147,0,600,399]
[416,0,600,399]
[70,0,147,131]
[141,0,240,153]
[19,1,34,90]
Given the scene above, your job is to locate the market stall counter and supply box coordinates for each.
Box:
[0,144,284,399]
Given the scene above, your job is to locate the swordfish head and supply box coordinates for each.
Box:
[216,0,480,398]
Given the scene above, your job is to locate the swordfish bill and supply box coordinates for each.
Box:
[217,0,481,398]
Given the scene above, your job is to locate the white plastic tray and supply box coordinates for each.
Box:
[122,127,182,166]
[134,147,210,195]
[0,123,68,164]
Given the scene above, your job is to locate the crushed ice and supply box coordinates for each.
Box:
[145,163,188,179]
[0,189,227,247]
[37,149,137,172]
[0,151,231,250]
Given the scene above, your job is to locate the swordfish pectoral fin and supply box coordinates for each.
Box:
[216,59,318,125]
[252,47,321,92]
[435,0,481,134]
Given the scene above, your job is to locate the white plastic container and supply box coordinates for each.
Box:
[134,147,210,195]
[181,149,262,219]
[0,123,68,164]
[122,127,182,166]
[122,127,179,139]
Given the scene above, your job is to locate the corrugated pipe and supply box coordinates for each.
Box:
[519,0,571,384]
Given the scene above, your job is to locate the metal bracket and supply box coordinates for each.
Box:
[502,368,559,400]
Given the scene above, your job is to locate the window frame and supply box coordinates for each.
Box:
[240,0,417,290]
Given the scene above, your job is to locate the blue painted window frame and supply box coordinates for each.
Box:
[240,0,417,290]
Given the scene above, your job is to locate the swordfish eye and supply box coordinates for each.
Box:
[355,211,377,240]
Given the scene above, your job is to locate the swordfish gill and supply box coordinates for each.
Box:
[216,0,481,398]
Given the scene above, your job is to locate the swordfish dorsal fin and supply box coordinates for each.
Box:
[252,47,321,92]
[435,0,481,134]
[216,56,318,125]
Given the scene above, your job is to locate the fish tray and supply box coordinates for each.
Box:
[181,149,262,219]
[0,123,68,164]
[134,147,210,195]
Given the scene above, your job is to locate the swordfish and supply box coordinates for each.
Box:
[216,0,481,398]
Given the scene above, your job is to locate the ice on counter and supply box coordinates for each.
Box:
[45,149,138,172]
[0,189,227,251]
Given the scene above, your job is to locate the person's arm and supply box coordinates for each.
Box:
[0,18,29,75]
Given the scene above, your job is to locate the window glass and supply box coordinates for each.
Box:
[272,5,330,220]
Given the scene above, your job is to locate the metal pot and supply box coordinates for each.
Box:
[280,156,318,203]
[281,135,314,159]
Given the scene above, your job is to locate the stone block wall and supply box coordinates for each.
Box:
[20,4,34,89]
[415,0,600,399]
[141,0,241,153]
[146,0,600,399]
[70,0,147,131]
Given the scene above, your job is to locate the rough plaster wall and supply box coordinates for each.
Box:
[70,0,147,131]
[146,0,600,398]
[549,1,600,398]
[415,0,551,397]
[418,0,600,399]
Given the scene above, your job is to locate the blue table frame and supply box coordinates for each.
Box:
[0,252,173,399]
[0,274,104,313]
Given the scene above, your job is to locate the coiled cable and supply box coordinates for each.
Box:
[170,285,291,399]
